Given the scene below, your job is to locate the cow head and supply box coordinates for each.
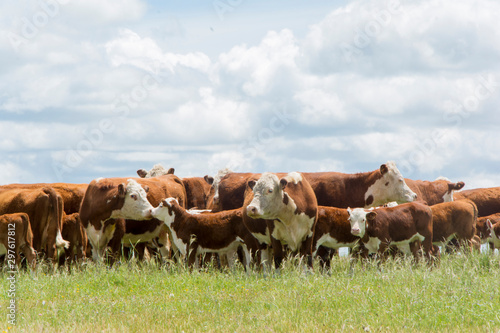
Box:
[365,162,417,207]
[486,219,497,241]
[206,168,232,211]
[109,179,153,220]
[137,164,175,178]
[246,172,288,220]
[150,198,178,226]
[347,207,376,238]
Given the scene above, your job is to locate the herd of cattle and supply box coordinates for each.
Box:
[2,161,500,271]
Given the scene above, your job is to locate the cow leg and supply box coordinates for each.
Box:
[299,236,314,270]
[271,237,283,269]
[316,246,334,271]
[187,243,199,269]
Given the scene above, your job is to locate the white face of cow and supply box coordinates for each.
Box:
[150,198,178,226]
[246,173,285,220]
[348,208,376,238]
[110,179,153,220]
[365,162,417,207]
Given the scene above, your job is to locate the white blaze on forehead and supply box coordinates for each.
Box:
[94,177,104,183]
[364,161,416,207]
[151,197,178,225]
[253,172,280,192]
[110,179,153,220]
[348,208,369,237]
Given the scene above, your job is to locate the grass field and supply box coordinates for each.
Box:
[2,252,500,332]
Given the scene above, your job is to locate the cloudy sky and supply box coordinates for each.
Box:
[1,0,499,190]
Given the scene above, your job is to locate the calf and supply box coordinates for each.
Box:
[454,187,500,217]
[347,202,433,260]
[60,212,87,266]
[430,200,477,254]
[0,213,36,269]
[485,219,500,250]
[405,177,465,205]
[151,198,259,269]
[475,213,500,247]
[244,172,318,268]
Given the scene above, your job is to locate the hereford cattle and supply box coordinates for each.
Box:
[454,187,500,217]
[405,177,465,206]
[1,183,88,215]
[244,172,318,268]
[59,212,87,266]
[474,213,500,250]
[151,198,259,269]
[137,165,215,209]
[0,213,36,269]
[216,162,416,211]
[347,202,433,260]
[485,219,500,250]
[430,200,477,254]
[0,187,68,262]
[79,175,186,263]
[312,206,361,265]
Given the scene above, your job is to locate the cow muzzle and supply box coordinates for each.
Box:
[351,228,361,236]
[246,205,260,218]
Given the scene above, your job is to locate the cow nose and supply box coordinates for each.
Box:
[247,206,257,216]
[351,228,360,235]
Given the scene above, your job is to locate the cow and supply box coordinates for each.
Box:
[79,175,186,263]
[0,187,68,262]
[405,177,465,206]
[150,198,259,270]
[347,202,433,261]
[430,200,477,254]
[244,172,318,269]
[485,219,500,250]
[0,213,36,269]
[215,162,416,211]
[312,206,361,266]
[59,212,87,267]
[474,213,500,250]
[454,187,500,217]
[137,165,215,209]
[1,183,88,215]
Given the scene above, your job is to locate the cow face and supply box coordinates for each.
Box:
[348,208,376,238]
[246,173,286,220]
[486,219,497,241]
[365,162,417,207]
[110,179,153,220]
[150,198,178,226]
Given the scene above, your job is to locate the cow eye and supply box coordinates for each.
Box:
[131,194,137,200]
[385,182,389,186]
[267,189,273,194]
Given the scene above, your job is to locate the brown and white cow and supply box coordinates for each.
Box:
[60,212,87,266]
[475,213,500,247]
[215,162,416,211]
[151,198,259,269]
[430,200,477,254]
[347,202,433,260]
[0,213,36,269]
[137,165,215,210]
[405,177,465,206]
[0,187,68,262]
[244,172,318,268]
[485,219,500,250]
[454,187,500,217]
[312,206,361,265]
[79,175,186,262]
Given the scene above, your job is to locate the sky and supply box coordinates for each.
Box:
[1,0,499,190]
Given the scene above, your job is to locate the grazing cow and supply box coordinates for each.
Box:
[244,172,318,268]
[151,198,259,269]
[312,206,361,264]
[0,187,68,262]
[486,219,500,250]
[1,183,88,215]
[60,212,87,266]
[347,202,433,260]
[79,175,186,263]
[405,177,465,205]
[430,200,477,253]
[137,165,215,209]
[216,162,416,211]
[475,213,500,247]
[454,187,500,217]
[0,213,36,269]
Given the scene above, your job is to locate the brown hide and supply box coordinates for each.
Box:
[405,179,464,205]
[430,200,477,249]
[454,187,500,217]
[0,213,36,269]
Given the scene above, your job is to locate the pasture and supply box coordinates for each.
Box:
[2,252,500,332]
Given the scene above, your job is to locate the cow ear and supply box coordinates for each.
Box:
[143,185,149,193]
[451,181,465,191]
[137,169,147,178]
[380,164,389,175]
[347,207,352,215]
[204,175,214,185]
[248,180,256,190]
[167,168,175,174]
[280,178,288,190]
[487,219,493,230]
[366,211,377,220]
[118,183,126,198]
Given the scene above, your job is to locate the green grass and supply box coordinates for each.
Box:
[2,252,500,332]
